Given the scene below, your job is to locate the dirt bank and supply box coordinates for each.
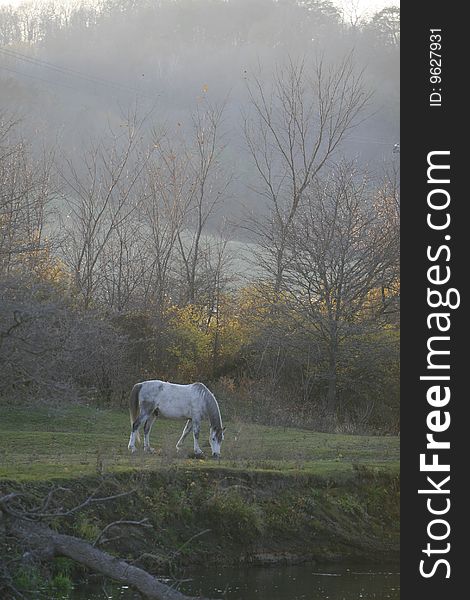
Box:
[1,464,399,574]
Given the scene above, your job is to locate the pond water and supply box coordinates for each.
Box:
[69,563,400,599]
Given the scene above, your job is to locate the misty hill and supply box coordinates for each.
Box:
[1,1,399,183]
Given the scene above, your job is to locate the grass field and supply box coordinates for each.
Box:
[0,402,399,481]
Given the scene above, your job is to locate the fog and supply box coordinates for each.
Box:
[1,0,399,227]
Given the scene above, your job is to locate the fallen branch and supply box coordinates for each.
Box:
[5,513,215,600]
[0,487,137,521]
[1,488,218,600]
[93,518,152,547]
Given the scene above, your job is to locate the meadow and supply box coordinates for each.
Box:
[0,402,399,482]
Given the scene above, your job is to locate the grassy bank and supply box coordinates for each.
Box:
[0,401,399,593]
[1,467,399,569]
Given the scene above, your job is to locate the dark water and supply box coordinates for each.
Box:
[69,564,399,599]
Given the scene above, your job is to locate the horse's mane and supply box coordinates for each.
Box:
[194,383,222,430]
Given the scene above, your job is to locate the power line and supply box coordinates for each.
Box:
[1,47,397,150]
[0,63,83,94]
[0,46,158,101]
[0,46,151,96]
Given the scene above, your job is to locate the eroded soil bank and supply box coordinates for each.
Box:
[1,464,399,575]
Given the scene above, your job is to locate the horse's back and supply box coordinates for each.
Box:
[139,380,205,420]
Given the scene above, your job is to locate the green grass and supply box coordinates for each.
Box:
[0,402,399,481]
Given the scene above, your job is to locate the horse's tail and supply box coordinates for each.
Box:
[129,383,142,444]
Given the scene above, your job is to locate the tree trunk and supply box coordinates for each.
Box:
[326,342,338,415]
[326,372,337,414]
[5,514,214,600]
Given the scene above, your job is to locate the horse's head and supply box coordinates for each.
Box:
[209,426,226,458]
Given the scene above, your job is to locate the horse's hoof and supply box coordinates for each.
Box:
[144,447,156,454]
[193,452,205,460]
[128,447,137,454]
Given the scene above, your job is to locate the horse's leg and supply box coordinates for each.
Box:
[143,414,157,453]
[176,419,193,452]
[192,420,203,457]
[128,413,146,453]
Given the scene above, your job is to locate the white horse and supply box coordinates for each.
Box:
[128,380,225,458]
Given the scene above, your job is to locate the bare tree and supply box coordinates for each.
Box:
[374,163,400,319]
[60,111,151,309]
[98,209,149,311]
[154,100,231,306]
[0,114,55,277]
[200,229,235,376]
[282,162,396,414]
[138,144,189,310]
[244,54,371,291]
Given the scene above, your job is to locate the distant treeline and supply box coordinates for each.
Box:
[0,0,399,48]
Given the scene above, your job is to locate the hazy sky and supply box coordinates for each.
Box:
[0,0,398,15]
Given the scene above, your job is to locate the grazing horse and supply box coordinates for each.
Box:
[128,380,225,458]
